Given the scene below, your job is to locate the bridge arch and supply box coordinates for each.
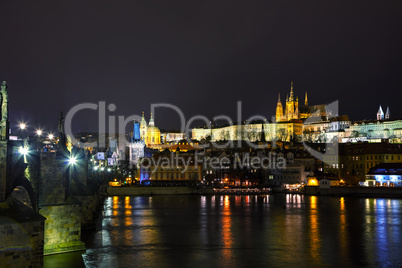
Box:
[6,176,38,212]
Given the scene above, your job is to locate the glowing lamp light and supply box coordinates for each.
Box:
[68,156,77,165]
[48,134,54,140]
[36,129,42,136]
[19,146,29,156]
[107,168,111,172]
[19,123,26,130]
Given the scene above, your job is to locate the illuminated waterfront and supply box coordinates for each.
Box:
[47,195,402,267]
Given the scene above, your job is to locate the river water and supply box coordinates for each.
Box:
[45,194,402,267]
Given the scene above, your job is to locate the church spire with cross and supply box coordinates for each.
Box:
[305,91,308,106]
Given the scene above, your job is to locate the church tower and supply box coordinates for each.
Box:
[149,113,155,127]
[275,93,284,122]
[285,81,299,120]
[385,107,390,119]
[140,111,147,141]
[377,105,384,120]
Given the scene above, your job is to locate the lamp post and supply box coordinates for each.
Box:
[67,155,77,198]
[19,123,26,139]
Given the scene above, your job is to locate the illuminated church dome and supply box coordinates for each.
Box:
[145,113,161,147]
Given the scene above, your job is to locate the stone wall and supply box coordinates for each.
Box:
[0,197,45,268]
[329,186,402,197]
[74,194,102,227]
[39,203,85,255]
[39,152,66,206]
[305,185,402,197]
[0,141,7,202]
[107,186,196,195]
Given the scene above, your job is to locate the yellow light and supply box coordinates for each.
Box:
[308,178,319,186]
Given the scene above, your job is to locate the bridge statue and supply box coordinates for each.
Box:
[0,81,9,140]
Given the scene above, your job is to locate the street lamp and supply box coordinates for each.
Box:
[19,146,29,156]
[48,134,54,140]
[19,123,27,139]
[68,156,77,166]
[36,129,42,136]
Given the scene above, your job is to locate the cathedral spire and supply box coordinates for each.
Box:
[290,81,294,93]
[289,81,294,101]
[275,93,284,122]
[305,91,308,106]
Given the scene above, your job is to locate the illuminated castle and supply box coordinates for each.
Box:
[275,81,326,122]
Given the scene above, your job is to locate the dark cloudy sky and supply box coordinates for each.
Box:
[1,0,401,135]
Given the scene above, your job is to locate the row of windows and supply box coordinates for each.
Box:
[149,172,200,180]
[329,162,382,170]
[350,155,401,161]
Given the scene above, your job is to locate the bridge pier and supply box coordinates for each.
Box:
[1,138,46,267]
[38,151,85,255]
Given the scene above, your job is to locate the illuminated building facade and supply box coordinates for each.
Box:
[192,82,326,142]
[139,112,161,147]
[364,163,402,187]
[324,142,402,184]
[129,121,145,167]
[139,153,202,185]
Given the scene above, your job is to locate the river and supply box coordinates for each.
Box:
[44,194,402,267]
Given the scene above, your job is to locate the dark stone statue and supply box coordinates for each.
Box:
[0,81,8,124]
[57,112,67,154]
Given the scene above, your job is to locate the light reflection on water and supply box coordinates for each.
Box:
[78,195,402,267]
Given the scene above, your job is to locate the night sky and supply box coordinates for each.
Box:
[1,0,401,135]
